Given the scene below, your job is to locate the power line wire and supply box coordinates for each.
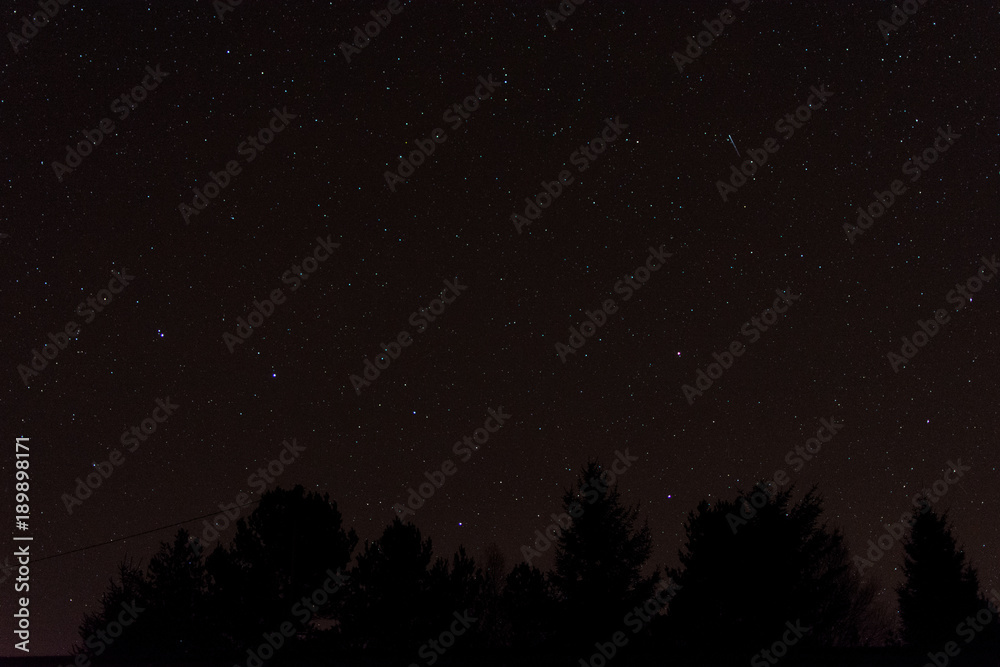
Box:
[31,500,262,564]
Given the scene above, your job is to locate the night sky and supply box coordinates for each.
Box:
[2,0,998,657]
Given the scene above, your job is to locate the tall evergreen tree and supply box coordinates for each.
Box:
[205,485,357,649]
[428,545,483,618]
[897,509,982,648]
[74,558,149,662]
[480,542,511,650]
[663,485,882,656]
[501,562,558,650]
[549,460,660,649]
[143,528,214,659]
[340,517,435,658]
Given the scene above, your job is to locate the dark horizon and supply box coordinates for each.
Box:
[17,479,1000,666]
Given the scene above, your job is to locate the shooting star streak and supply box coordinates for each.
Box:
[728,134,739,156]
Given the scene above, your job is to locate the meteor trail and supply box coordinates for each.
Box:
[728,134,739,155]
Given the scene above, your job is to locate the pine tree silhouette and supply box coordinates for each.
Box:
[480,541,511,650]
[143,528,213,659]
[74,557,149,662]
[549,460,661,652]
[339,517,435,658]
[501,562,558,650]
[897,509,982,649]
[663,485,883,658]
[206,485,357,650]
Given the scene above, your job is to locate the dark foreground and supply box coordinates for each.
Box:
[6,646,999,667]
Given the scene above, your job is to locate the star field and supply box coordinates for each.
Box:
[1,0,998,656]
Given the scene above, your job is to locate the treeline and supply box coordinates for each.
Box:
[75,461,998,666]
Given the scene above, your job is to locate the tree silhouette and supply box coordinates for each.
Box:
[480,542,511,650]
[142,528,214,659]
[422,544,486,660]
[897,509,982,648]
[428,545,483,619]
[205,485,357,649]
[501,562,558,650]
[72,480,946,664]
[339,517,435,658]
[663,485,882,657]
[75,557,149,662]
[549,460,660,650]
